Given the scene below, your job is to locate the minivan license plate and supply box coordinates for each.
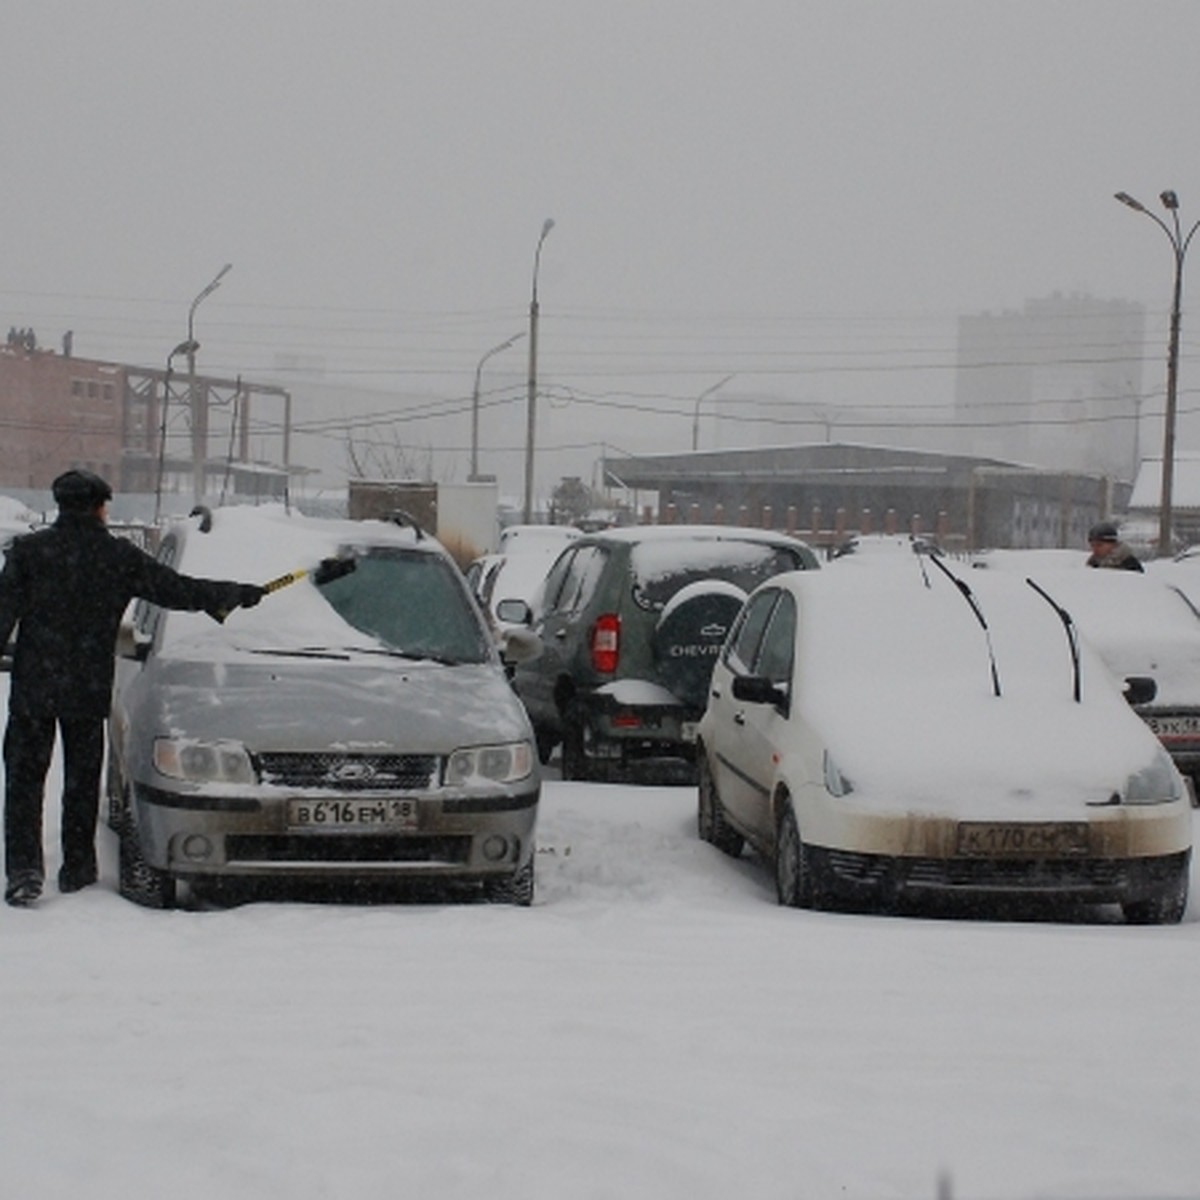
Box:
[956,821,1089,858]
[287,798,418,830]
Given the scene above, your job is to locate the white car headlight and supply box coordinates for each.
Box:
[445,741,534,786]
[153,737,256,785]
[824,751,854,798]
[1124,749,1183,806]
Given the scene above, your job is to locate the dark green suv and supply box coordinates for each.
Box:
[500,525,819,781]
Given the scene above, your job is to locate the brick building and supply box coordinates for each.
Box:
[0,338,295,510]
[0,341,129,490]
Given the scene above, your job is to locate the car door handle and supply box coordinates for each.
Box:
[554,628,567,639]
[733,712,746,726]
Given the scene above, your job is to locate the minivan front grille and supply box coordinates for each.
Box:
[256,752,438,792]
[226,834,471,865]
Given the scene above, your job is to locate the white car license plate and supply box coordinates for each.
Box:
[1145,714,1200,739]
[956,821,1089,858]
[287,798,419,830]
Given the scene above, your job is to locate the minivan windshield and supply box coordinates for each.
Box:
[319,548,491,664]
[630,539,804,611]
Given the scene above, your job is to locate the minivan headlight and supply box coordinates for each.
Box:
[445,741,534,786]
[153,737,256,784]
[1124,749,1182,806]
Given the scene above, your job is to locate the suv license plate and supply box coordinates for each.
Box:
[956,821,1089,858]
[680,722,698,743]
[287,798,418,830]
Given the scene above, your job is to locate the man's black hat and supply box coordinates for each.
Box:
[1088,521,1119,543]
[52,469,113,512]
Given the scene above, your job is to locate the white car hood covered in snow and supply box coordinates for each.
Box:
[788,565,1176,817]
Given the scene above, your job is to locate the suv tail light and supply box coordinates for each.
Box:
[590,613,620,673]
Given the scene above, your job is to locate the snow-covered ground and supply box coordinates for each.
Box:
[2,704,1198,1200]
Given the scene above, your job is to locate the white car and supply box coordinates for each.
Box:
[967,551,1200,790]
[697,561,1192,922]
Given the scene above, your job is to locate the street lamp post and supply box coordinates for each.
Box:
[154,338,199,524]
[186,263,232,506]
[1115,191,1200,556]
[691,374,736,452]
[470,331,525,480]
[523,219,555,523]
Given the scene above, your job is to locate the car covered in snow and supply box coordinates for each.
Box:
[966,552,1200,793]
[502,525,819,780]
[108,505,542,907]
[697,560,1192,922]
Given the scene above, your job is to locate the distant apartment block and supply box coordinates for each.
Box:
[954,293,1145,482]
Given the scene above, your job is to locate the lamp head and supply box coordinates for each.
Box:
[1115,191,1146,212]
[1161,190,1180,210]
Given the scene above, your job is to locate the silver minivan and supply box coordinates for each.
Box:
[108,505,541,907]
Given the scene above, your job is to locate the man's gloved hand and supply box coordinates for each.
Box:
[239,583,266,609]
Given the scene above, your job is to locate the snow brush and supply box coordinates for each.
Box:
[209,555,357,623]
[261,554,358,598]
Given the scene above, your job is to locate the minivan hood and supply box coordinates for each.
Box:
[127,652,531,754]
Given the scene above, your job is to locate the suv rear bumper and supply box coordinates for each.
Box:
[573,691,702,771]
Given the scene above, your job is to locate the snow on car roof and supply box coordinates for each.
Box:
[586,523,806,546]
[777,563,1171,815]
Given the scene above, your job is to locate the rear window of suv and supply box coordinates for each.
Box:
[630,539,806,611]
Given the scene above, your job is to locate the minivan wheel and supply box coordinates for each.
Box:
[697,753,744,857]
[482,857,534,907]
[117,819,176,909]
[775,803,814,909]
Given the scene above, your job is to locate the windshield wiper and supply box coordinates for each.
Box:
[343,645,469,666]
[248,647,352,661]
[928,554,1002,698]
[1025,578,1081,703]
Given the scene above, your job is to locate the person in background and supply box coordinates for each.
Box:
[0,469,266,908]
[1085,521,1144,573]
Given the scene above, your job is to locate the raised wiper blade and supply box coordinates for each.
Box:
[1026,577,1081,703]
[927,554,1002,698]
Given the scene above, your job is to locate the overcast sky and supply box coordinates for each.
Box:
[4,1,1200,501]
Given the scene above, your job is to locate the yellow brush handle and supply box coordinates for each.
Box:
[262,568,308,594]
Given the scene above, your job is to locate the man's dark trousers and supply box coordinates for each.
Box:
[4,712,104,883]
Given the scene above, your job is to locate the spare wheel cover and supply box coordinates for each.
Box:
[653,582,746,708]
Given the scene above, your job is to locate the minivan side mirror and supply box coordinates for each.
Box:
[495,598,533,627]
[732,674,788,710]
[1123,675,1157,707]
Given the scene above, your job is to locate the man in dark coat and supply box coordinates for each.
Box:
[0,470,265,907]
[1086,521,1145,573]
